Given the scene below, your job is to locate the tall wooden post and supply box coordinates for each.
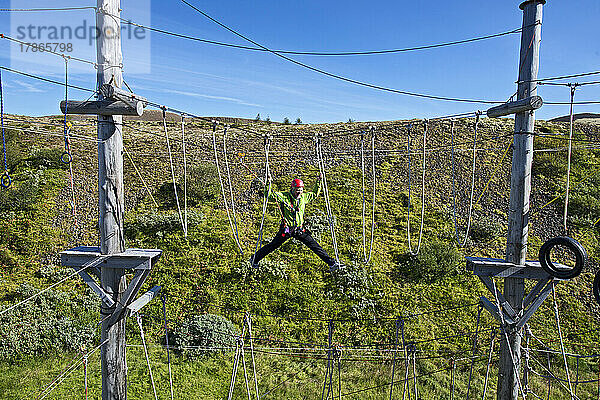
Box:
[498,1,545,399]
[97,1,126,399]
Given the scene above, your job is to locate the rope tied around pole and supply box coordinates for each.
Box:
[0,69,11,188]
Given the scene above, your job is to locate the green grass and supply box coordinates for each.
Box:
[0,116,599,398]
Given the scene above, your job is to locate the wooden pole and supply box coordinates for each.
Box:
[498,1,545,400]
[97,1,127,399]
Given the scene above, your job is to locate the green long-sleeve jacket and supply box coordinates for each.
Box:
[264,180,321,228]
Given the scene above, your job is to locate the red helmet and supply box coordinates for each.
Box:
[291,178,304,188]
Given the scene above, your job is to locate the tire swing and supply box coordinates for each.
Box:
[593,269,600,306]
[538,237,587,279]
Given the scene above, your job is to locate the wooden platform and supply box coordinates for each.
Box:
[466,257,553,280]
[61,246,162,269]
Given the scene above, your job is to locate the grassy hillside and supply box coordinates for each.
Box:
[0,115,599,399]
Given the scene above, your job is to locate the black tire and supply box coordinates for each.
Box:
[538,237,587,279]
[593,270,600,306]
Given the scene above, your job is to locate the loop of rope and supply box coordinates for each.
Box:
[563,85,577,234]
[136,312,158,400]
[252,135,272,262]
[163,107,186,235]
[315,133,340,263]
[450,113,480,247]
[212,122,243,253]
[161,294,175,400]
[407,121,427,255]
[0,69,11,188]
[181,114,188,234]
[222,125,243,254]
[61,58,71,164]
[360,127,377,264]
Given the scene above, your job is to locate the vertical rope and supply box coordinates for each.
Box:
[482,329,496,400]
[401,319,410,400]
[466,304,482,400]
[450,113,480,247]
[136,313,158,400]
[0,69,10,188]
[83,349,88,400]
[411,346,418,400]
[360,130,366,260]
[407,121,427,255]
[575,356,580,397]
[524,325,531,396]
[223,125,243,252]
[450,358,456,400]
[124,146,159,208]
[552,286,575,399]
[228,325,246,400]
[315,134,340,262]
[389,318,401,400]
[162,294,175,400]
[360,127,377,264]
[240,338,252,400]
[246,313,260,400]
[163,107,186,234]
[563,84,577,234]
[252,135,272,261]
[322,320,334,400]
[181,114,188,233]
[213,122,244,254]
[490,278,527,399]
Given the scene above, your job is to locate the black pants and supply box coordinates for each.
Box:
[252,225,336,267]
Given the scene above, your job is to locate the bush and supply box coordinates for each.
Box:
[468,215,503,243]
[0,168,45,212]
[283,117,291,125]
[157,164,220,209]
[24,148,69,170]
[394,239,462,283]
[0,284,98,361]
[234,258,287,280]
[125,210,204,238]
[168,314,238,359]
[304,210,330,242]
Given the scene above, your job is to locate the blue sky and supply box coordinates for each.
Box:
[0,0,599,123]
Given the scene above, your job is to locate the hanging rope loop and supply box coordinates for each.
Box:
[407,121,427,255]
[0,172,10,188]
[450,112,480,247]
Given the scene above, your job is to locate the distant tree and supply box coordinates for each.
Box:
[295,117,302,124]
[255,113,261,121]
[283,117,291,125]
[347,118,355,123]
[265,116,271,124]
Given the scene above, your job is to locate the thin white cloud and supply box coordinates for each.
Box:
[14,80,45,93]
[162,88,261,107]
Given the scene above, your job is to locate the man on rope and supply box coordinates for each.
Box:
[250,175,340,270]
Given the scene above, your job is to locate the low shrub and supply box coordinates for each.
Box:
[0,284,98,361]
[125,210,204,238]
[167,314,238,359]
[394,239,462,283]
[234,258,288,280]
